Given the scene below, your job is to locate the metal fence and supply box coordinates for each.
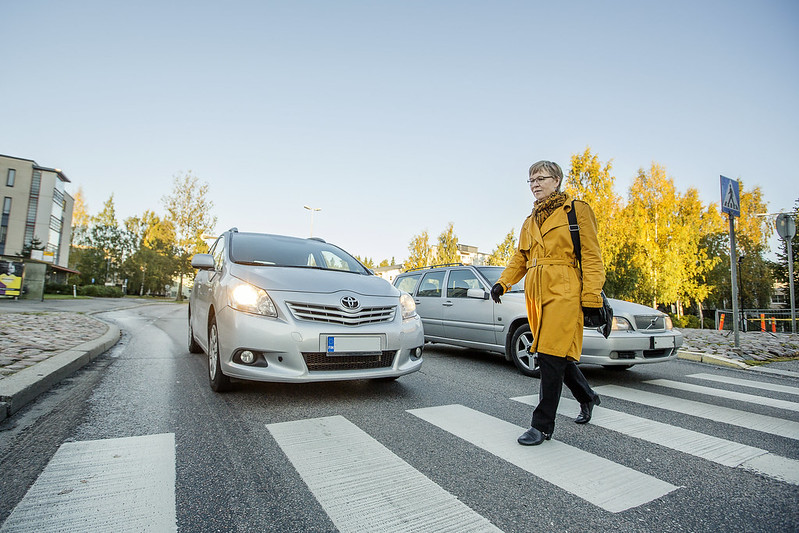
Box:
[714,309,797,333]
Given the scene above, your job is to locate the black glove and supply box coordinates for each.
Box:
[583,306,608,328]
[490,283,504,304]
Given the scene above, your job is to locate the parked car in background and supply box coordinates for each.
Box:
[393,264,683,377]
[189,229,424,391]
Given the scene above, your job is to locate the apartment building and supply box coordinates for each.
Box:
[0,154,74,268]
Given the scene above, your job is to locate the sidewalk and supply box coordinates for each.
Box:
[0,297,173,423]
[1,297,798,423]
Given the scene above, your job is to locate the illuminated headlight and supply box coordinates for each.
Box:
[400,292,417,320]
[612,316,633,331]
[664,316,673,330]
[229,279,277,317]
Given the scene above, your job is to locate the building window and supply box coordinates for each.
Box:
[2,196,10,215]
[6,169,15,187]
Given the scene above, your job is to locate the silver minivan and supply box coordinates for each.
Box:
[393,264,683,377]
[189,229,424,391]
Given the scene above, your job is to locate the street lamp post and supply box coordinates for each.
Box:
[303,205,321,237]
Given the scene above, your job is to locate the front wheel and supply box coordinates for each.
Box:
[208,321,232,392]
[509,324,540,378]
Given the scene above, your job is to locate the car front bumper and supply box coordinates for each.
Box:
[214,305,424,383]
[580,329,684,366]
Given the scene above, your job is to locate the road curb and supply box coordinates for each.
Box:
[677,350,751,370]
[0,323,121,423]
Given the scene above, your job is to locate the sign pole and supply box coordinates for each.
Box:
[720,175,741,347]
[788,237,796,334]
[777,212,797,334]
[728,214,740,347]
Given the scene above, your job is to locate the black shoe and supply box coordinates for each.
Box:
[517,427,552,446]
[575,394,601,424]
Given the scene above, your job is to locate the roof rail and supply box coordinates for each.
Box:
[405,262,464,272]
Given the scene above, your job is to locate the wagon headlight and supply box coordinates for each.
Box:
[229,279,277,317]
[612,316,633,331]
[400,292,417,320]
[664,316,673,330]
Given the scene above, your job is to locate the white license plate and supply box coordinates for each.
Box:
[652,336,674,349]
[323,335,381,355]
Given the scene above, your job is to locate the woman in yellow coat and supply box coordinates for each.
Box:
[491,160,606,446]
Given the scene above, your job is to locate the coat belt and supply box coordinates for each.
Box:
[526,258,578,268]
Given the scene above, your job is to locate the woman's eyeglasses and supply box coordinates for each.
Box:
[527,176,553,185]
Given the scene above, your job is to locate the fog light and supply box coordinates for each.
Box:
[240,350,255,364]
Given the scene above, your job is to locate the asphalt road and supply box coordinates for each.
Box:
[1,303,797,532]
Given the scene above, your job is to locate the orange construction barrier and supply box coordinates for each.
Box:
[772,317,777,333]
[761,314,766,332]
[719,314,725,330]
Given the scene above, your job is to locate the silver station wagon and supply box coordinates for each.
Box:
[189,229,424,391]
[393,264,683,377]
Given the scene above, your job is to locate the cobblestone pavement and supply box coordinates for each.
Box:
[0,312,109,379]
[680,328,799,361]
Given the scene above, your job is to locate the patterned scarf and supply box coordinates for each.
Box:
[533,191,568,227]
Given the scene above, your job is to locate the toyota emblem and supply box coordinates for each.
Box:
[341,296,359,310]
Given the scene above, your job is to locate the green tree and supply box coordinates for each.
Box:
[433,223,459,265]
[18,235,45,258]
[86,195,133,284]
[121,211,179,295]
[163,172,217,300]
[488,228,516,266]
[405,230,431,271]
[772,198,799,305]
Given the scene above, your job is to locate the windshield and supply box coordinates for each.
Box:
[475,266,525,292]
[229,233,370,275]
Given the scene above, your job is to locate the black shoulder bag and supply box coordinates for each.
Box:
[567,200,613,338]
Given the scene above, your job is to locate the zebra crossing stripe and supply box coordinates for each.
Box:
[406,404,678,513]
[0,433,176,533]
[513,396,799,486]
[643,379,799,413]
[687,373,799,396]
[267,415,503,533]
[595,385,799,440]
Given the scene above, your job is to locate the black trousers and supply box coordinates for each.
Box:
[532,353,596,435]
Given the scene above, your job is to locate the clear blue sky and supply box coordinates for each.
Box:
[2,1,797,263]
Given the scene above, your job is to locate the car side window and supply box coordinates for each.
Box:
[211,237,226,271]
[446,269,480,298]
[417,271,445,298]
[395,273,421,294]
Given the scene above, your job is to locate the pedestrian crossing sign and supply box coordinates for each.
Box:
[720,175,740,217]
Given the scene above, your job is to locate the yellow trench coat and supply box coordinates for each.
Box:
[498,195,605,361]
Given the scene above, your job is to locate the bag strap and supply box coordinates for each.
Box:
[567,200,581,266]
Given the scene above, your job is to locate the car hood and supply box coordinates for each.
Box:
[608,298,666,316]
[228,264,399,297]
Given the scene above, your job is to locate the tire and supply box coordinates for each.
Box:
[208,320,232,392]
[603,364,634,371]
[188,310,202,354]
[509,323,540,378]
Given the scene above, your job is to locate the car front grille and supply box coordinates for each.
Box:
[302,351,396,371]
[287,302,396,325]
[635,315,665,331]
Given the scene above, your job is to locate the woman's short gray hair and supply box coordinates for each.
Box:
[528,161,564,190]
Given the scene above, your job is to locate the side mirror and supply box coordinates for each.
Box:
[467,288,489,300]
[191,253,215,270]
